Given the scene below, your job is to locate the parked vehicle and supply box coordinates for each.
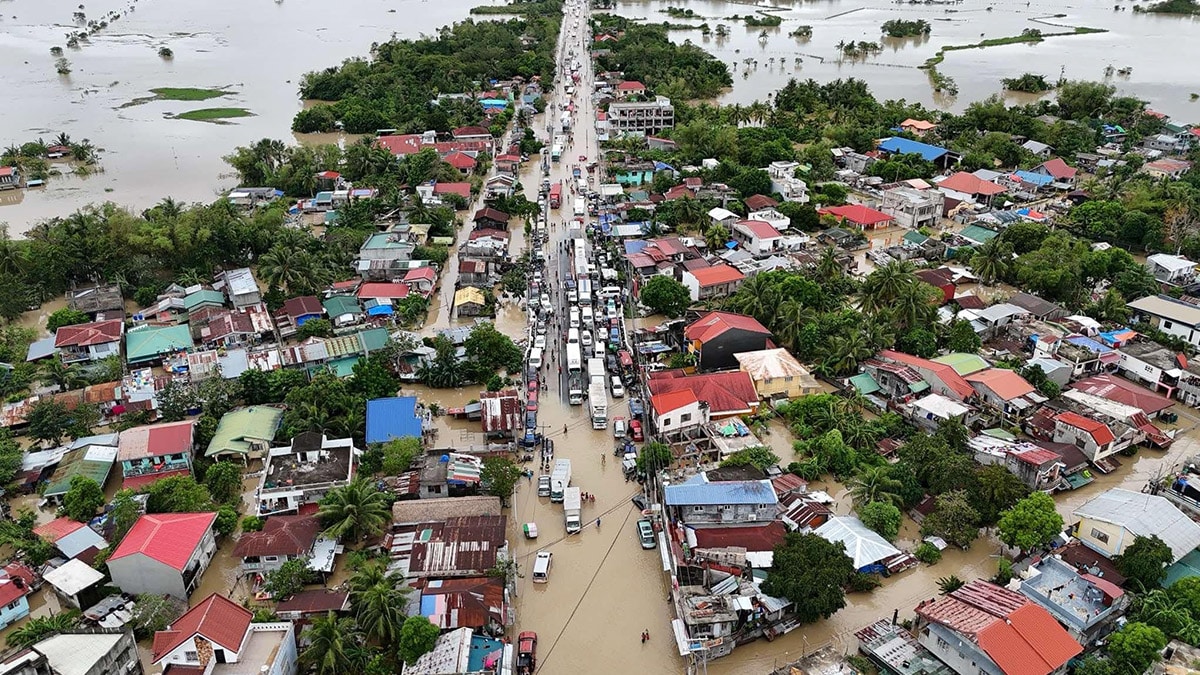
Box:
[612,416,627,438]
[518,631,538,674]
[610,376,625,398]
[537,475,551,497]
[524,522,539,539]
[637,519,657,549]
[630,419,644,442]
[532,552,552,583]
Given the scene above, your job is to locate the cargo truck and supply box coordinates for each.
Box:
[551,144,562,162]
[588,381,608,429]
[549,183,561,209]
[550,459,572,503]
[563,487,582,533]
[587,357,606,385]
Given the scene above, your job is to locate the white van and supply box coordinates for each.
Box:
[592,342,606,360]
[581,306,594,326]
[569,307,580,329]
[598,286,622,299]
[567,328,579,345]
[533,551,553,583]
[611,376,625,398]
[528,347,543,369]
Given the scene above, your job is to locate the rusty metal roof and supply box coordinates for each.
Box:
[480,390,522,433]
[411,515,507,577]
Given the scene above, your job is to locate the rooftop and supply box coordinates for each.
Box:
[686,264,745,286]
[366,396,422,444]
[647,370,759,416]
[965,368,1035,401]
[878,136,948,161]
[205,406,284,458]
[125,324,194,363]
[1019,556,1122,631]
[937,172,1006,196]
[735,348,819,387]
[664,472,777,507]
[43,558,104,597]
[213,625,292,675]
[392,495,503,524]
[116,420,194,462]
[930,352,990,376]
[110,512,217,571]
[41,443,118,498]
[693,521,787,552]
[1070,375,1174,416]
[684,311,771,343]
[27,631,129,675]
[54,319,124,348]
[1128,294,1200,326]
[420,576,505,630]
[152,593,252,662]
[262,432,355,491]
[1074,488,1200,561]
[233,515,320,558]
[855,620,956,675]
[813,516,901,569]
[819,204,894,227]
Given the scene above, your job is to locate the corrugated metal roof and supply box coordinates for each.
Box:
[664,473,776,506]
[1074,488,1200,561]
[813,516,901,569]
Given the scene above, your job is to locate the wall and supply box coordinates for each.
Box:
[0,596,30,629]
[918,622,1004,675]
[266,623,299,675]
[82,630,144,675]
[698,330,769,371]
[1075,517,1127,558]
[679,502,776,525]
[653,400,704,435]
[109,554,186,600]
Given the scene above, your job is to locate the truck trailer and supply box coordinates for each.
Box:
[563,487,582,534]
[550,459,572,503]
[588,381,608,429]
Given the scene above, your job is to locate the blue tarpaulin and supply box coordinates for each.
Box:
[366,396,422,444]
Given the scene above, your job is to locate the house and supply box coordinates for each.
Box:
[880,186,944,230]
[116,420,194,491]
[67,283,124,319]
[226,187,280,208]
[206,406,284,460]
[964,368,1039,421]
[707,207,740,228]
[419,576,506,633]
[473,207,511,230]
[818,204,894,230]
[124,324,193,366]
[217,268,262,309]
[1115,340,1200,406]
[376,133,423,156]
[274,589,350,620]
[443,151,477,172]
[403,267,437,297]
[915,580,1082,675]
[1017,555,1127,645]
[663,472,777,526]
[0,629,143,675]
[765,161,809,202]
[275,296,324,337]
[0,566,33,629]
[606,96,675,134]
[813,516,902,571]
[935,172,1006,203]
[969,436,1064,491]
[33,518,108,560]
[108,512,218,599]
[404,515,508,578]
[54,319,123,364]
[731,219,783,256]
[1143,158,1193,180]
[650,389,706,435]
[39,441,118,505]
[1070,374,1174,418]
[743,194,778,212]
[856,620,957,675]
[1146,253,1198,286]
[190,306,265,349]
[257,432,356,516]
[365,396,423,444]
[683,311,773,371]
[877,137,952,167]
[322,295,363,328]
[680,264,745,302]
[1072,488,1200,562]
[1007,292,1067,321]
[480,390,522,440]
[484,173,517,199]
[874,350,976,401]
[615,80,647,97]
[734,348,820,401]
[915,268,955,304]
[151,593,298,675]
[43,558,104,609]
[899,118,937,136]
[1032,158,1078,186]
[1127,294,1200,347]
[454,286,489,317]
[452,125,492,142]
[0,166,21,189]
[433,181,472,203]
[906,393,974,431]
[747,207,791,233]
[1022,140,1053,157]
[234,514,334,575]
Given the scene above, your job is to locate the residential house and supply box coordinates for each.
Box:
[1143,158,1193,180]
[1022,140,1053,157]
[734,348,820,401]
[419,576,506,633]
[457,259,492,287]
[1070,374,1175,419]
[484,173,517,199]
[969,436,1064,491]
[233,514,334,575]
[1144,133,1189,155]
[813,517,902,571]
[899,118,937,136]
[680,264,745,302]
[39,441,118,505]
[731,220,783,256]
[356,231,416,281]
[404,515,509,579]
[683,311,773,370]
[116,420,194,491]
[873,350,977,402]
[647,370,760,420]
[190,306,265,350]
[275,296,324,337]
[151,593,298,675]
[877,137,952,167]
[365,396,424,444]
[322,295,363,328]
[1115,340,1200,406]
[747,207,791,232]
[707,207,740,228]
[274,590,350,621]
[663,472,777,526]
[880,186,944,230]
[451,125,492,142]
[1036,409,1128,466]
[1017,555,1127,645]
[743,194,778,212]
[404,267,437,298]
[905,393,974,431]
[964,368,1040,421]
[1073,488,1200,562]
[615,80,647,98]
[454,286,489,317]
[124,324,193,366]
[915,580,1082,675]
[480,390,522,441]
[650,389,706,436]
[108,512,218,599]
[1008,292,1069,321]
[855,620,956,675]
[33,518,107,560]
[473,207,511,231]
[935,172,1006,203]
[67,283,124,320]
[1031,158,1078,187]
[1127,295,1200,347]
[443,151,477,173]
[205,406,284,460]
[54,319,123,364]
[606,96,675,135]
[0,166,20,189]
[1146,253,1198,286]
[960,302,1030,338]
[818,204,894,230]
[226,187,280,208]
[257,432,357,516]
[0,567,32,629]
[217,268,261,309]
[914,268,955,304]
[42,558,104,610]
[765,161,809,202]
[0,629,143,675]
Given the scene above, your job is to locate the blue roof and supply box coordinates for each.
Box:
[624,240,649,254]
[366,396,422,444]
[653,161,676,172]
[877,137,948,162]
[664,473,777,506]
[1014,171,1054,187]
[1065,335,1112,353]
[468,635,507,671]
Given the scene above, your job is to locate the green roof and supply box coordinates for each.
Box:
[328,356,361,378]
[43,446,117,498]
[849,372,880,395]
[322,296,361,318]
[183,290,226,312]
[206,406,284,458]
[125,325,194,364]
[323,328,391,359]
[1165,548,1200,587]
[903,231,929,245]
[958,225,998,244]
[907,380,930,393]
[931,353,990,376]
[362,232,414,251]
[981,428,1017,441]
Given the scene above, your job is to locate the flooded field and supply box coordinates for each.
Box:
[612,0,1200,116]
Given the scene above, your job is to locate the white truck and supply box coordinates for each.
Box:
[561,112,572,132]
[573,198,585,218]
[577,278,593,306]
[563,486,582,534]
[587,357,606,385]
[566,342,583,373]
[588,380,608,429]
[550,459,572,503]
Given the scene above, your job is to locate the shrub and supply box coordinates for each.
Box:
[914,542,942,564]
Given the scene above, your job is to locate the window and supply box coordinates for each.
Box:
[185,652,199,663]
[4,600,16,610]
[693,506,704,513]
[718,505,730,512]
[662,418,672,427]
[680,413,692,423]
[264,556,278,562]
[1164,320,1174,329]
[1090,528,1109,544]
[936,637,948,650]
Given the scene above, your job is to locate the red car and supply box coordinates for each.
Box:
[517,631,538,675]
[629,419,644,442]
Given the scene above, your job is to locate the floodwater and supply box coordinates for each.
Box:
[0,0,513,232]
[611,0,1200,117]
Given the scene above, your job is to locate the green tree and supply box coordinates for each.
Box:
[849,466,903,507]
[61,476,104,522]
[156,380,200,422]
[938,575,966,594]
[399,615,441,665]
[203,460,244,505]
[0,429,25,486]
[144,475,213,513]
[969,463,1030,525]
[969,238,1013,285]
[859,501,902,541]
[1108,622,1167,675]
[719,446,780,471]
[355,576,410,648]
[107,489,141,544]
[921,490,980,549]
[297,318,334,339]
[637,442,673,473]
[463,323,523,374]
[318,478,391,544]
[381,437,422,475]
[301,613,363,675]
[264,558,312,599]
[129,594,187,638]
[1020,363,1060,398]
[481,456,522,505]
[45,307,91,333]
[214,504,239,536]
[350,354,401,400]
[6,612,81,648]
[1115,535,1175,591]
[26,399,72,445]
[639,275,692,318]
[239,368,273,405]
[996,492,1063,552]
[1056,80,1115,120]
[945,320,981,353]
[761,533,856,623]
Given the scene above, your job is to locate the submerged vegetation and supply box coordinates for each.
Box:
[1135,0,1200,13]
[920,26,1108,96]
[1001,72,1054,93]
[174,108,253,123]
[591,14,732,100]
[881,18,932,38]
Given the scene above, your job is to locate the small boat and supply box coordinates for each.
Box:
[523,522,539,539]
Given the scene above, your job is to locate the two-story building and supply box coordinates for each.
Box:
[1017,555,1127,646]
[116,420,195,491]
[880,186,943,230]
[650,389,706,437]
[680,264,745,302]
[0,629,143,675]
[731,220,784,257]
[257,432,357,516]
[233,514,335,577]
[108,512,218,599]
[1072,488,1200,563]
[0,567,33,630]
[217,268,262,309]
[274,296,324,338]
[764,161,809,202]
[1116,339,1200,407]
[152,593,298,675]
[663,472,777,527]
[734,348,820,402]
[1146,254,1198,287]
[683,312,773,371]
[606,96,675,135]
[964,368,1041,422]
[647,370,760,422]
[53,319,123,364]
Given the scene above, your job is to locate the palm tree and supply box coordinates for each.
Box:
[300,613,363,675]
[54,132,72,148]
[891,282,938,331]
[848,466,903,507]
[826,330,871,375]
[859,261,915,314]
[355,580,410,647]
[257,247,307,293]
[318,478,391,544]
[42,359,86,391]
[704,224,730,250]
[675,196,704,226]
[938,575,966,595]
[7,612,80,648]
[969,238,1012,285]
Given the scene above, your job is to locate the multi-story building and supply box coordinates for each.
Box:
[880,186,944,230]
[606,96,675,135]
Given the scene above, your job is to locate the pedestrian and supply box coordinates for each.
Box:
[595,517,601,529]
[644,629,650,641]
[563,424,568,435]
[641,631,647,644]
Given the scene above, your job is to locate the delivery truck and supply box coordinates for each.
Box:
[550,459,572,503]
[563,487,582,534]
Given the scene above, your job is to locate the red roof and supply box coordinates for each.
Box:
[1010,446,1062,467]
[316,170,341,180]
[376,134,423,156]
[684,311,772,343]
[468,228,509,241]
[110,512,217,571]
[281,295,323,319]
[976,604,1082,675]
[34,517,84,544]
[275,589,349,615]
[0,579,27,607]
[878,350,975,400]
[152,593,252,662]
[743,194,779,211]
[433,182,471,199]
[122,468,193,491]
[357,282,411,300]
[818,204,894,227]
[233,515,320,558]
[651,389,699,416]
[421,576,505,630]
[1054,411,1115,446]
[452,126,491,138]
[647,370,758,416]
[964,369,1035,401]
[616,80,645,91]
[1036,158,1077,180]
[54,319,123,348]
[686,264,745,287]
[404,267,436,283]
[692,521,787,552]
[937,172,1006,197]
[474,207,511,224]
[735,219,782,241]
[1070,374,1174,415]
[663,185,695,201]
[0,167,14,177]
[444,151,477,171]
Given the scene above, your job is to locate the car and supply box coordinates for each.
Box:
[606,354,618,372]
[540,293,550,308]
[629,419,644,442]
[610,376,625,398]
[612,416,627,438]
[581,330,593,348]
[532,551,553,583]
[537,475,551,497]
[636,519,657,549]
[534,334,547,350]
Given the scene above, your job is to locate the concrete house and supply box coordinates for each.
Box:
[731,219,784,256]
[233,514,327,574]
[0,569,32,629]
[880,186,943,230]
[275,296,324,337]
[1017,555,1127,645]
[765,161,809,202]
[257,432,356,516]
[53,319,124,364]
[206,406,285,460]
[217,268,262,309]
[606,96,675,135]
[0,629,143,675]
[108,512,218,599]
[152,593,298,675]
[1127,295,1200,348]
[650,389,706,435]
[663,472,777,527]
[683,311,773,371]
[116,420,195,491]
[964,368,1039,421]
[681,264,745,302]
[1146,254,1198,287]
[1072,488,1200,562]
[734,348,820,401]
[1115,340,1200,406]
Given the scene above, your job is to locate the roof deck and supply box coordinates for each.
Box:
[261,439,354,493]
[1020,557,1120,632]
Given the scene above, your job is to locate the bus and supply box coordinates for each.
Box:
[549,183,562,209]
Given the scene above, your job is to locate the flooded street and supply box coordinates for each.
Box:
[612,0,1200,117]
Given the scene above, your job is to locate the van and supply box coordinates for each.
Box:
[529,346,543,369]
[533,551,553,583]
[598,286,622,299]
[569,307,580,329]
[581,306,594,326]
[592,342,606,360]
[612,417,627,438]
[537,475,551,497]
[567,328,579,345]
[611,376,625,398]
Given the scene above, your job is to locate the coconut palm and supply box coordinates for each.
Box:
[7,612,80,649]
[257,246,308,293]
[848,466,904,507]
[704,224,730,250]
[318,478,391,544]
[41,359,87,391]
[969,238,1012,285]
[859,261,915,315]
[300,613,363,675]
[938,575,966,595]
[891,282,939,331]
[826,329,871,375]
[355,580,410,647]
[675,196,705,226]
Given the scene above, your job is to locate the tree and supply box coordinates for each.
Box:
[481,457,522,505]
[463,323,523,374]
[318,478,391,544]
[355,577,409,648]
[107,489,141,544]
[129,594,187,638]
[720,446,779,471]
[1115,535,1175,591]
[301,613,363,675]
[1056,80,1115,120]
[399,615,441,665]
[0,430,25,486]
[214,504,239,536]
[1108,622,1167,675]
[61,476,104,522]
[761,533,856,623]
[1020,363,1060,398]
[26,399,72,445]
[969,238,1013,285]
[997,492,1063,552]
[969,464,1029,525]
[849,466,903,507]
[144,475,213,513]
[265,558,312,600]
[639,275,692,318]
[204,460,243,505]
[380,437,421,475]
[156,380,200,422]
[45,307,90,333]
[859,501,902,541]
[938,575,966,594]
[297,318,334,340]
[945,320,981,353]
[921,490,980,549]
[6,611,81,647]
[350,354,400,400]
[637,442,673,473]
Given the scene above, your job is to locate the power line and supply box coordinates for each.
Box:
[514,489,643,562]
